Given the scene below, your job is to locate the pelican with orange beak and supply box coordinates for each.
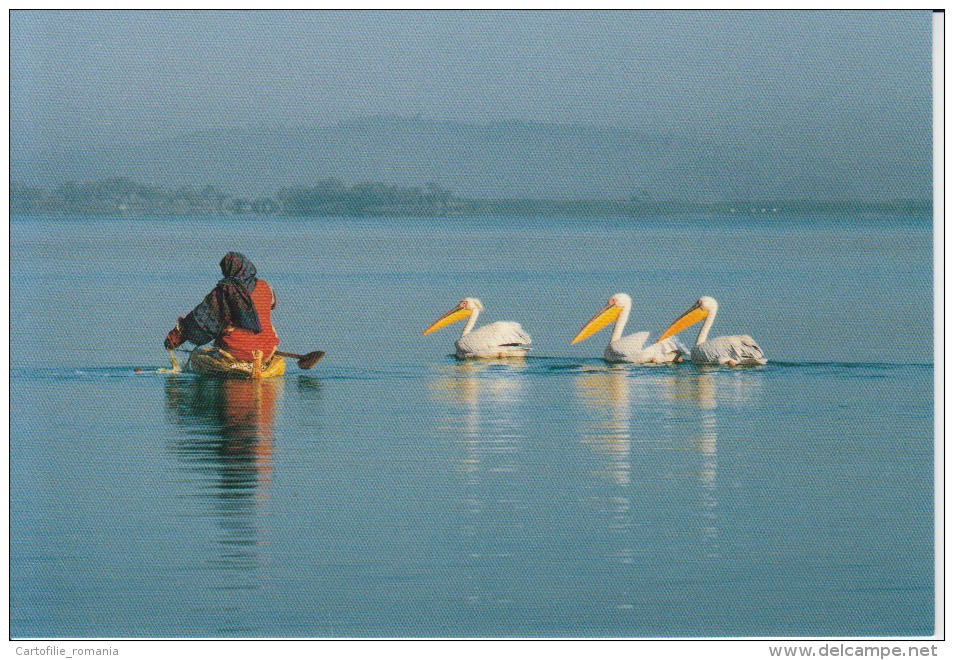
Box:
[423,298,531,359]
[571,293,685,363]
[658,296,766,365]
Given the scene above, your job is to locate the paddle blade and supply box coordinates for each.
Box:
[297,351,325,369]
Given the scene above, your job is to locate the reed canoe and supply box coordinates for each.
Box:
[186,347,286,380]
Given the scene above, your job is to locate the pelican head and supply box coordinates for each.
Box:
[571,293,631,344]
[659,296,718,341]
[423,298,483,335]
[462,297,484,312]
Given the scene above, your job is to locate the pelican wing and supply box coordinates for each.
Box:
[737,335,766,362]
[656,336,689,360]
[455,321,531,355]
[694,335,766,365]
[669,336,691,357]
[610,331,650,354]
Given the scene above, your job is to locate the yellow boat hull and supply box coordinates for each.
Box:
[187,348,286,380]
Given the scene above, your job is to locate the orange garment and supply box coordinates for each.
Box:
[215,279,280,361]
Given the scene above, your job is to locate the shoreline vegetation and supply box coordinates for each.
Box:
[11,178,931,218]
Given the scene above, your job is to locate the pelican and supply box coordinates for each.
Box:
[423,298,531,359]
[570,293,685,363]
[658,296,766,365]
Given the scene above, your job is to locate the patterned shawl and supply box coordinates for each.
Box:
[179,252,263,346]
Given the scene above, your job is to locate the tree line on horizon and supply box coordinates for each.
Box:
[11,178,455,217]
[9,177,931,218]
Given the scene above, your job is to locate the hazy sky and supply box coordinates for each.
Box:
[11,10,933,148]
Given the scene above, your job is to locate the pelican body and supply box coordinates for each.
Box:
[658,296,765,365]
[571,293,685,364]
[423,298,531,359]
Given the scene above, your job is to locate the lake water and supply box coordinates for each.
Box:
[10,215,935,638]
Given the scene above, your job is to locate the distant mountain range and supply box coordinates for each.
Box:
[11,116,931,203]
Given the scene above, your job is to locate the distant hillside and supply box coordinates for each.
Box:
[10,116,932,203]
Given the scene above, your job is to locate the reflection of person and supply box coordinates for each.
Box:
[165,377,280,453]
[164,252,280,361]
[164,376,282,569]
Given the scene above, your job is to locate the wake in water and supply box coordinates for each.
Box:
[9,356,931,385]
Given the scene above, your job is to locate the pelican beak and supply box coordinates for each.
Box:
[658,302,708,341]
[422,304,473,335]
[571,303,621,344]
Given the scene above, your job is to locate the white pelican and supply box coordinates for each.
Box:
[423,298,531,359]
[658,296,766,365]
[570,293,685,363]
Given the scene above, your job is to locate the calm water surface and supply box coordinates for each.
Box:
[10,215,934,637]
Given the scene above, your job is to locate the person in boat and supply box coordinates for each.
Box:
[164,252,280,363]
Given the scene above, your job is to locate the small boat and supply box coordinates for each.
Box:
[185,347,286,380]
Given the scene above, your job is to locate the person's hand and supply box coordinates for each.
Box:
[222,325,236,335]
[164,318,185,350]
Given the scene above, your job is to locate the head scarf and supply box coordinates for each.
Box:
[217,252,261,331]
[179,252,263,346]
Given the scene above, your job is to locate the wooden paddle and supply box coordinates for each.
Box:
[275,350,325,369]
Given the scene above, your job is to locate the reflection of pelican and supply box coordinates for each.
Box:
[571,293,684,363]
[429,360,525,407]
[575,367,634,412]
[661,371,717,410]
[575,369,632,486]
[659,372,720,558]
[423,298,531,359]
[695,375,719,559]
[429,360,526,451]
[427,361,527,605]
[659,296,765,365]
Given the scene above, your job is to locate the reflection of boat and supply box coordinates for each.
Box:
[165,375,281,473]
[164,375,284,503]
[186,347,286,380]
[164,375,284,630]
